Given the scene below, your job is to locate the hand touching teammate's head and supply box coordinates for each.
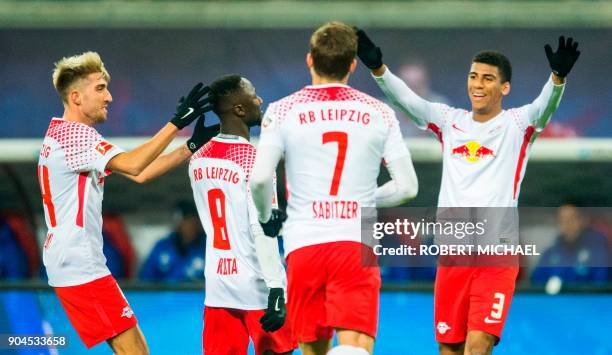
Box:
[52,51,112,124]
[308,21,358,81]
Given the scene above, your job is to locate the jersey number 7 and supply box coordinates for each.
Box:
[322,131,348,196]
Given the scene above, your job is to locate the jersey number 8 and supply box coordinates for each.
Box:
[207,188,231,250]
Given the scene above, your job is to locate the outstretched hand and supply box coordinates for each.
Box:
[171,83,213,129]
[544,36,580,78]
[355,27,384,70]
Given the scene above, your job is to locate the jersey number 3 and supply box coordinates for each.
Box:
[207,188,231,250]
[322,131,348,196]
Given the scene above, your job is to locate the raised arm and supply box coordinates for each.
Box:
[107,123,179,176]
[373,68,437,129]
[121,119,219,184]
[120,143,192,184]
[356,28,440,129]
[107,83,212,175]
[528,36,580,129]
[526,76,565,130]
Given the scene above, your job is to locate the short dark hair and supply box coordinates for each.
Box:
[309,21,357,80]
[209,74,243,114]
[472,51,512,83]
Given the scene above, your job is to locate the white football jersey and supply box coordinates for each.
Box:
[375,70,565,207]
[257,84,410,255]
[189,135,285,309]
[38,118,123,287]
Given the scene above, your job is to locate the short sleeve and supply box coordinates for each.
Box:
[90,138,124,174]
[61,125,123,174]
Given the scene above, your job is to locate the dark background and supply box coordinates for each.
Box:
[1,28,610,138]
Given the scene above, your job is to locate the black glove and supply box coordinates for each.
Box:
[171,83,213,129]
[186,117,219,153]
[544,36,580,78]
[260,209,287,238]
[259,288,286,332]
[355,27,383,70]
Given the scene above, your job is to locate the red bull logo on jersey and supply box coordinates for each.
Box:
[451,141,495,162]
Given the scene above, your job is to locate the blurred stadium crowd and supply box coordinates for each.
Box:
[1,27,611,139]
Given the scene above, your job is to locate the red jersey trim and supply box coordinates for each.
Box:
[513,125,536,200]
[76,172,88,227]
[38,165,57,227]
[428,123,443,144]
[284,173,290,201]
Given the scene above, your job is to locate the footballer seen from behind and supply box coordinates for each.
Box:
[39,51,211,353]
[356,29,580,354]
[189,75,297,355]
[250,22,419,355]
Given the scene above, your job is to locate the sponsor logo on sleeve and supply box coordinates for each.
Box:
[95,141,114,156]
[262,115,273,129]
